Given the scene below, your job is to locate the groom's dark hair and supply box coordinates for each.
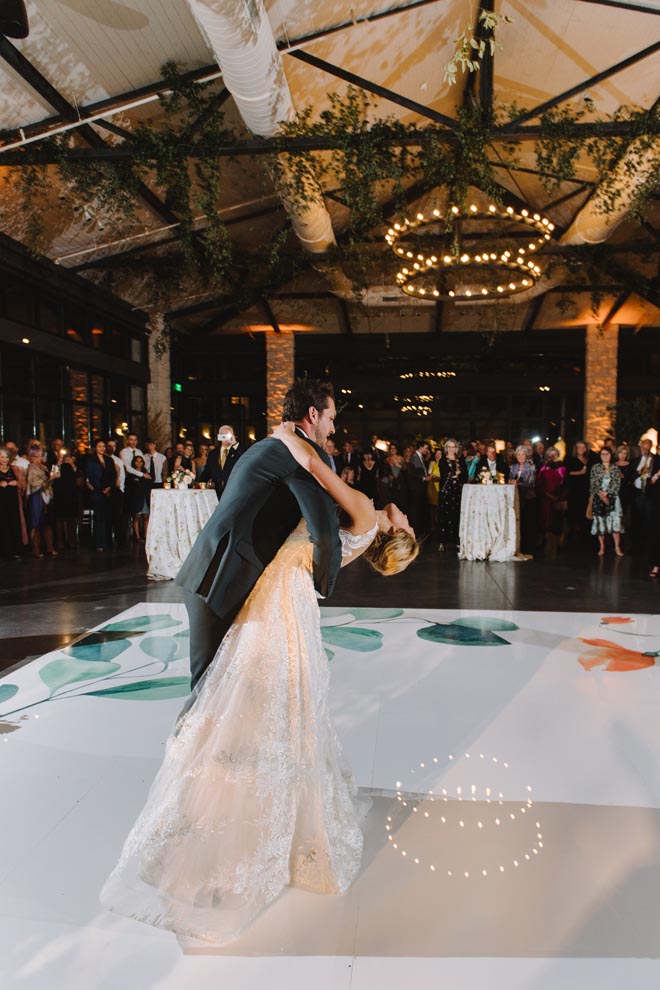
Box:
[282,378,334,422]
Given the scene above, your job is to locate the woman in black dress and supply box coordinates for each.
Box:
[84,439,116,552]
[565,440,595,544]
[0,446,25,560]
[54,453,82,549]
[437,438,468,551]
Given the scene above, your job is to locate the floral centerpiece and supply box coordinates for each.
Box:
[479,467,506,485]
[164,469,196,490]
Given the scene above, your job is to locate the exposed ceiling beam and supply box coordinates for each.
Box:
[601,290,631,328]
[0,62,221,149]
[337,297,353,334]
[277,0,441,52]
[288,50,456,129]
[574,0,660,14]
[0,37,179,227]
[258,298,281,333]
[523,294,546,332]
[502,40,660,130]
[70,201,285,273]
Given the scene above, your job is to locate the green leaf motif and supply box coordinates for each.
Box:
[348,608,405,621]
[102,614,182,633]
[87,676,190,701]
[64,635,131,662]
[450,617,519,632]
[0,684,19,705]
[139,636,189,663]
[321,626,383,652]
[324,648,335,662]
[417,624,509,647]
[39,658,121,696]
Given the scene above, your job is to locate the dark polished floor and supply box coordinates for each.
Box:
[1,534,657,675]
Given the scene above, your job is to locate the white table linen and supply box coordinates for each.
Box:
[458,485,520,561]
[146,489,217,580]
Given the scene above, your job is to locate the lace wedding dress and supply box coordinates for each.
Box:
[100,520,374,944]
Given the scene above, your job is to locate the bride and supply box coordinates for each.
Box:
[100,423,418,945]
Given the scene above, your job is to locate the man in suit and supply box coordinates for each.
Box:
[475,441,510,482]
[338,439,360,474]
[408,440,430,534]
[324,438,341,474]
[629,438,660,552]
[144,439,167,488]
[176,379,342,694]
[200,424,242,497]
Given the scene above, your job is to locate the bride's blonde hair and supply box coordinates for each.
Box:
[363,529,420,576]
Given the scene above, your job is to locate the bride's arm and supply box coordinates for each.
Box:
[272,423,376,534]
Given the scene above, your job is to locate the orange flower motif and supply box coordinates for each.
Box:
[578,638,659,672]
[600,616,634,625]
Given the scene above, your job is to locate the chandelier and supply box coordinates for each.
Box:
[386,202,555,301]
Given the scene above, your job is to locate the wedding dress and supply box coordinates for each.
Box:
[100,520,374,944]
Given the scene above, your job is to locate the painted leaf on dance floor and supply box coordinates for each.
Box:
[102,614,182,633]
[39,658,121,696]
[417,624,510,646]
[578,638,659,672]
[321,626,383,652]
[64,634,131,662]
[86,676,190,701]
[347,608,405,621]
[139,636,189,664]
[450,617,520,632]
[324,648,335,662]
[0,684,19,706]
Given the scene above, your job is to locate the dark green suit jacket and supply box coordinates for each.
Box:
[175,432,341,617]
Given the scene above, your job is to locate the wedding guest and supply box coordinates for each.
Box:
[437,439,467,551]
[54,452,82,550]
[408,440,430,534]
[340,466,357,489]
[629,438,659,552]
[324,439,341,474]
[5,442,29,474]
[386,442,407,510]
[590,446,624,557]
[537,447,567,551]
[338,440,360,473]
[0,445,26,559]
[26,443,57,558]
[164,446,174,474]
[464,441,481,483]
[200,426,241,497]
[144,439,167,488]
[194,443,210,482]
[84,439,116,552]
[427,447,442,536]
[357,450,378,502]
[614,444,633,533]
[532,441,546,470]
[647,459,660,578]
[174,441,196,474]
[126,454,151,543]
[119,432,144,480]
[475,441,509,482]
[106,438,127,546]
[565,440,595,544]
[509,444,538,555]
[46,437,64,471]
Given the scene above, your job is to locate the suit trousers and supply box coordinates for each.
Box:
[183,589,242,692]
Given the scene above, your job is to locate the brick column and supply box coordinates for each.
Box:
[146,312,172,450]
[266,330,295,433]
[584,324,618,446]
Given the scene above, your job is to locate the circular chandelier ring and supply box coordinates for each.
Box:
[396,258,542,301]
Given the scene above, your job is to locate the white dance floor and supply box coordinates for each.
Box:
[2,603,660,988]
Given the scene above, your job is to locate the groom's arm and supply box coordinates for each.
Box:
[287,470,342,599]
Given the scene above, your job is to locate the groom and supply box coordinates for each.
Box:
[176,378,342,692]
